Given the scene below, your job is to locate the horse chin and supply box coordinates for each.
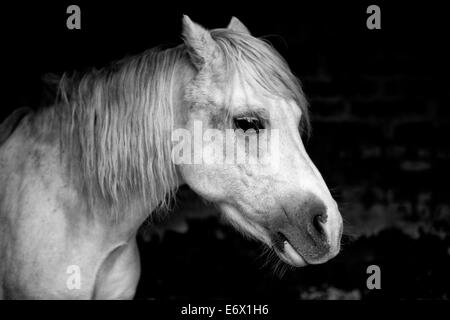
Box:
[219,204,308,267]
[273,241,308,267]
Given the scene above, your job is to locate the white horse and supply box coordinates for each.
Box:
[0,16,342,299]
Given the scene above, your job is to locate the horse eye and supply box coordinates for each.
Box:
[233,117,264,133]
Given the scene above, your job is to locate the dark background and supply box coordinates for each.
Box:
[1,1,449,299]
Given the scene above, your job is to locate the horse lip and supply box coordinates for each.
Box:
[282,240,309,266]
[272,232,308,267]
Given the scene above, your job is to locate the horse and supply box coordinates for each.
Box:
[0,16,343,299]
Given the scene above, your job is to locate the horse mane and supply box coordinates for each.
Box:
[56,46,186,219]
[52,26,309,220]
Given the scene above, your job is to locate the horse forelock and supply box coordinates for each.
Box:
[57,47,185,219]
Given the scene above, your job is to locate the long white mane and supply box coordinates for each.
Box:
[57,47,185,218]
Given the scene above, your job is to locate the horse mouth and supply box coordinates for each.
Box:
[272,232,308,267]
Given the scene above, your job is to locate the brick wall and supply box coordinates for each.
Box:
[301,46,450,239]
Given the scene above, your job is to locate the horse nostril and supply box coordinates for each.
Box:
[312,212,326,236]
[305,200,328,243]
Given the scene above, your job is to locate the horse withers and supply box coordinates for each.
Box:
[0,16,342,299]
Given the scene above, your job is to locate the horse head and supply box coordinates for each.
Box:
[173,16,343,267]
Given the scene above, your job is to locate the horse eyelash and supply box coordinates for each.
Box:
[233,112,268,125]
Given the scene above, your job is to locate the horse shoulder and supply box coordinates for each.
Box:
[0,125,97,299]
[0,113,142,299]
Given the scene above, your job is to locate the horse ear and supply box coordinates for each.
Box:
[182,15,216,70]
[227,16,251,35]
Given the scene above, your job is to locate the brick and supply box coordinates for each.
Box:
[310,121,386,148]
[392,54,440,77]
[309,98,348,118]
[338,75,381,98]
[434,123,450,148]
[437,98,450,116]
[351,98,430,118]
[383,77,438,99]
[302,78,341,98]
[295,52,321,78]
[393,122,436,147]
[359,54,401,77]
[307,121,389,185]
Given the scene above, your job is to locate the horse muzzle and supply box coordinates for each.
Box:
[269,193,343,267]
